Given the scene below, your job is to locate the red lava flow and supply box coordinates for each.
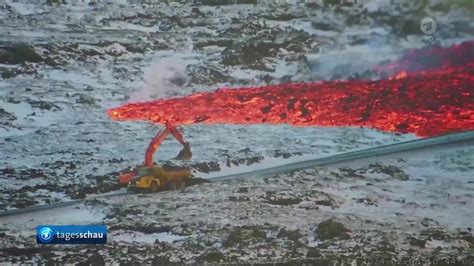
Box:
[108,41,474,137]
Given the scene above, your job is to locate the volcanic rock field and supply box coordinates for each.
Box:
[0,0,473,264]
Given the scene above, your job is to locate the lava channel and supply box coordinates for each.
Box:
[108,41,474,137]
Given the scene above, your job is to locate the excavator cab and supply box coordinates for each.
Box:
[121,165,191,192]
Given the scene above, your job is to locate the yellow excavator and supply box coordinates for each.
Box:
[118,123,193,192]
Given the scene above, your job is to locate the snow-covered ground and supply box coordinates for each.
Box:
[0,0,473,263]
[2,139,473,263]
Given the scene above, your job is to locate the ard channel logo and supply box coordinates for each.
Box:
[37,225,107,244]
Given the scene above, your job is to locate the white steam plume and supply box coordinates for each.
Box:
[130,55,189,101]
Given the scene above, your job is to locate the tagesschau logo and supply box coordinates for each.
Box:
[37,225,107,244]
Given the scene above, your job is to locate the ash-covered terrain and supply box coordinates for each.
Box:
[0,0,473,264]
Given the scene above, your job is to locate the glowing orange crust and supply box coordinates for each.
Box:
[108,41,474,137]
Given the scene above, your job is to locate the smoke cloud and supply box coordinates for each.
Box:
[130,55,189,101]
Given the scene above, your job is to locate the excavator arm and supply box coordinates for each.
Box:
[144,122,192,167]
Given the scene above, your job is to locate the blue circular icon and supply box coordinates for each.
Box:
[38,227,54,243]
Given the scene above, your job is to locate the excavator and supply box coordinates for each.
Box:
[118,122,193,192]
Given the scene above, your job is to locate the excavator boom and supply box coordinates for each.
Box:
[144,122,192,166]
[144,128,170,167]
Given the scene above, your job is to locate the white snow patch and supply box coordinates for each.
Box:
[112,231,188,244]
[5,0,40,16]
[103,21,161,33]
[1,203,105,234]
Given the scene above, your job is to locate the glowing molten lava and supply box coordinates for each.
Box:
[108,41,474,137]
